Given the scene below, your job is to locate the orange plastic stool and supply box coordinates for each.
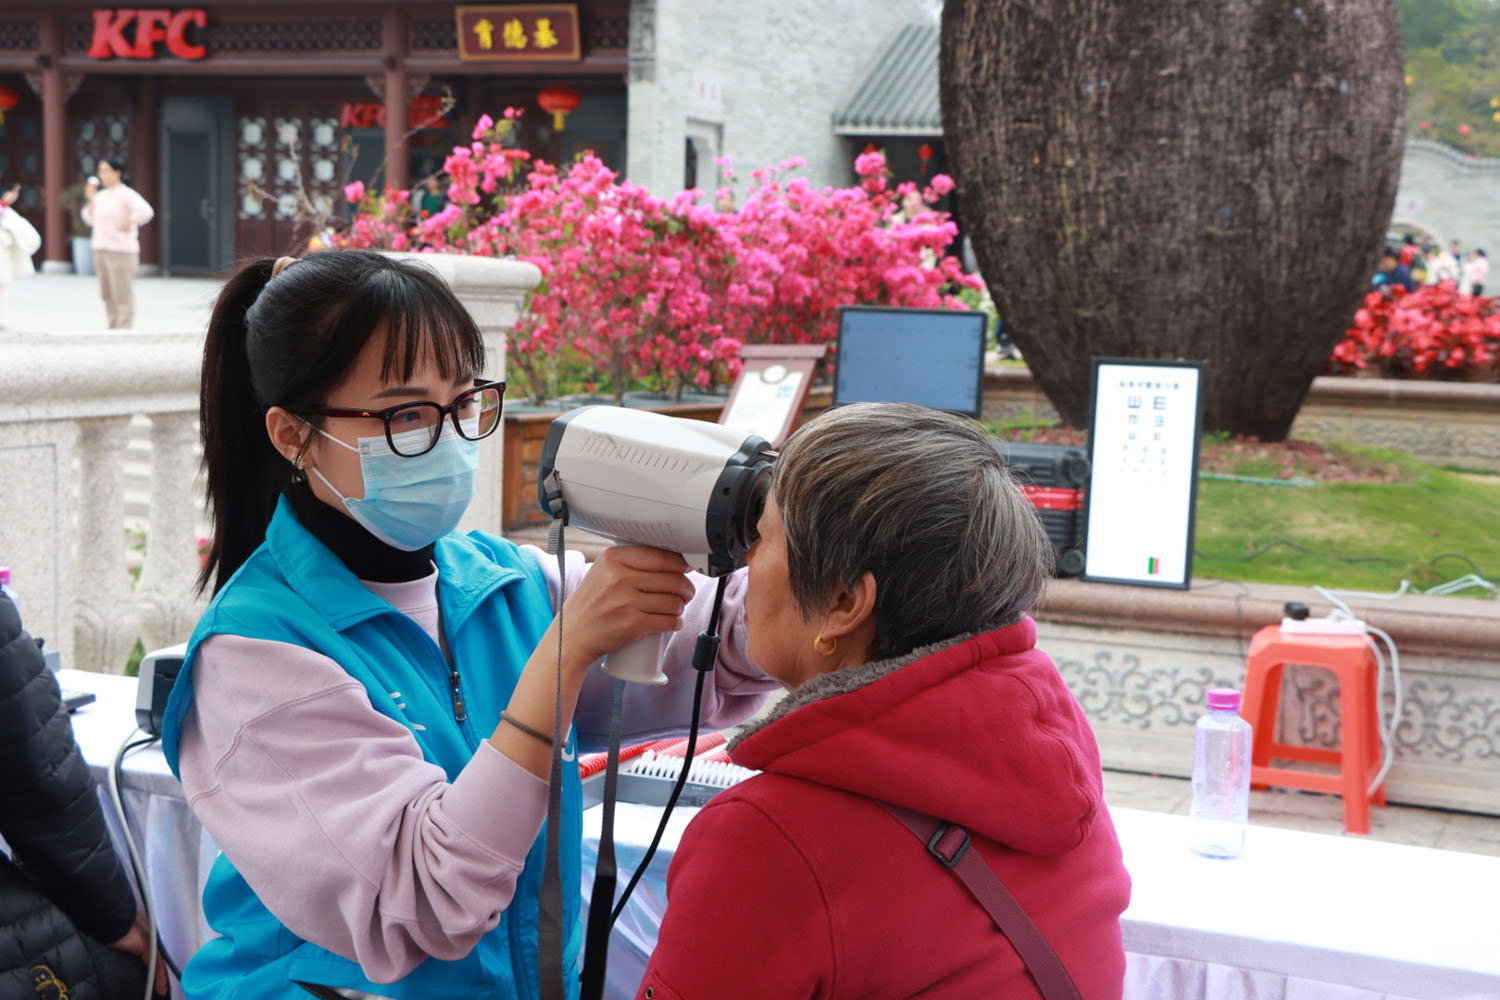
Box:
[1239,625,1387,834]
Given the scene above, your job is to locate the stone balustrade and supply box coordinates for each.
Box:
[0,253,539,672]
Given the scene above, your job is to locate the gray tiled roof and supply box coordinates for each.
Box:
[833,22,941,137]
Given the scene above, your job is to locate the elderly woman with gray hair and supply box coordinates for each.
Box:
[635,403,1131,1000]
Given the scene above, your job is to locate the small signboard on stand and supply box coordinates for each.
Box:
[1082,357,1205,590]
[719,345,826,448]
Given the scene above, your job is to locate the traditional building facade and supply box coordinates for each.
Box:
[0,0,924,276]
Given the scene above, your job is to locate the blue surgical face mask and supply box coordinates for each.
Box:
[308,420,480,551]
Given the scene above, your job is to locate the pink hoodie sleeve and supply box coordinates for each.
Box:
[520,546,779,750]
[176,634,548,983]
[125,186,154,227]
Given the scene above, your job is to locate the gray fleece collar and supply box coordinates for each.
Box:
[730,631,981,750]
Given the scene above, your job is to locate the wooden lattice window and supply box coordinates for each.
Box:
[212,18,382,53]
[411,17,456,52]
[237,116,268,221]
[64,17,91,52]
[0,19,40,50]
[585,16,629,50]
[74,114,130,180]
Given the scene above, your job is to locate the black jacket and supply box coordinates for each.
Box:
[0,592,143,998]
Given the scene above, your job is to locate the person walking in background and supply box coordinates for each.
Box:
[1373,247,1414,295]
[1399,234,1421,270]
[415,173,447,219]
[1428,240,1460,286]
[0,180,41,328]
[1468,249,1489,297]
[1408,244,1428,284]
[82,156,154,329]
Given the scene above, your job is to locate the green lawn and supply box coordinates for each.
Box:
[1192,453,1500,594]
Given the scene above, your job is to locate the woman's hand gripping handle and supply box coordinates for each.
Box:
[493,545,693,776]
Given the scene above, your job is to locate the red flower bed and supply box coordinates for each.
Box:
[1328,283,1500,380]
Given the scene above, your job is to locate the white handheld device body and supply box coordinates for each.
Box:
[537,406,775,684]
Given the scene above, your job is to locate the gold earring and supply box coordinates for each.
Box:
[812,633,837,657]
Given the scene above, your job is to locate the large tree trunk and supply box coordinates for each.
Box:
[940,0,1405,439]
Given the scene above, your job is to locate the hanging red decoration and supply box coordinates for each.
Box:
[1460,123,1472,136]
[1419,120,1430,131]
[917,143,934,176]
[537,83,581,132]
[0,84,18,125]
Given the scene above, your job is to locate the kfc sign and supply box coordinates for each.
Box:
[89,9,208,60]
[340,97,448,131]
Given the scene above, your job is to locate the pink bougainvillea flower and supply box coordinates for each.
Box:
[334,125,981,402]
[343,180,365,203]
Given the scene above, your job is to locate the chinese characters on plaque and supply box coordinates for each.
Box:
[1082,359,1204,589]
[455,4,581,62]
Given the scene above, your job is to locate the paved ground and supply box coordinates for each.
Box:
[5,270,221,334]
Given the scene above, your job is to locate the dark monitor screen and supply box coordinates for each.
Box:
[833,306,988,418]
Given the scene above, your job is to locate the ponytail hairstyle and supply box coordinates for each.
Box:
[198,250,485,595]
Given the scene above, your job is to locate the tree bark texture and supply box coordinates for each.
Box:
[940,0,1405,439]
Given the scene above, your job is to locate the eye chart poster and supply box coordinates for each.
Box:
[1082,358,1204,589]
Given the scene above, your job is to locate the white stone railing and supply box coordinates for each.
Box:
[0,253,539,672]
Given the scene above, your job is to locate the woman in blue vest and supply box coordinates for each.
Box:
[160,251,774,999]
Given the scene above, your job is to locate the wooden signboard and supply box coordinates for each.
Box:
[456,4,581,62]
[719,345,826,448]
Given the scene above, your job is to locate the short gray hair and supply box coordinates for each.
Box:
[772,402,1053,661]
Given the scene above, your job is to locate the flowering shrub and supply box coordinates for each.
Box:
[338,113,980,403]
[1328,283,1500,379]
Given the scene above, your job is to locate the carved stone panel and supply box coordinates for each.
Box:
[1039,620,1500,815]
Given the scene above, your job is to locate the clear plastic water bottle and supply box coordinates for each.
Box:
[1190,687,1253,859]
[0,566,17,609]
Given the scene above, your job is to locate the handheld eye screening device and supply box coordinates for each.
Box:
[535,406,777,1000]
[537,405,775,685]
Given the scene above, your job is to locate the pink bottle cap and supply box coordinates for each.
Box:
[1206,688,1241,711]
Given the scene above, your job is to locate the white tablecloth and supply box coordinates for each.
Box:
[583,803,1500,1000]
[61,669,216,1000]
[1114,809,1500,1000]
[63,670,1500,1000]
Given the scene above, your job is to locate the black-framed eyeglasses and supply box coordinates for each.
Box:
[300,380,505,458]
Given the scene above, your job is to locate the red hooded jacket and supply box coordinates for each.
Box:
[635,619,1131,999]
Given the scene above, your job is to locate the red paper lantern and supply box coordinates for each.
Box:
[1419,120,1430,131]
[0,84,18,125]
[538,83,581,132]
[917,143,934,176]
[1460,123,1472,136]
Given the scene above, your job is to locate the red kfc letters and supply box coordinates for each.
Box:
[89,8,208,60]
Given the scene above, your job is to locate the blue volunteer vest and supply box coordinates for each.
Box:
[161,496,582,1000]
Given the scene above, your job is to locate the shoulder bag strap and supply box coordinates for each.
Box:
[879,802,1083,1000]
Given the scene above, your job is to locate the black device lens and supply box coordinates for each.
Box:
[744,472,770,547]
[704,439,775,576]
